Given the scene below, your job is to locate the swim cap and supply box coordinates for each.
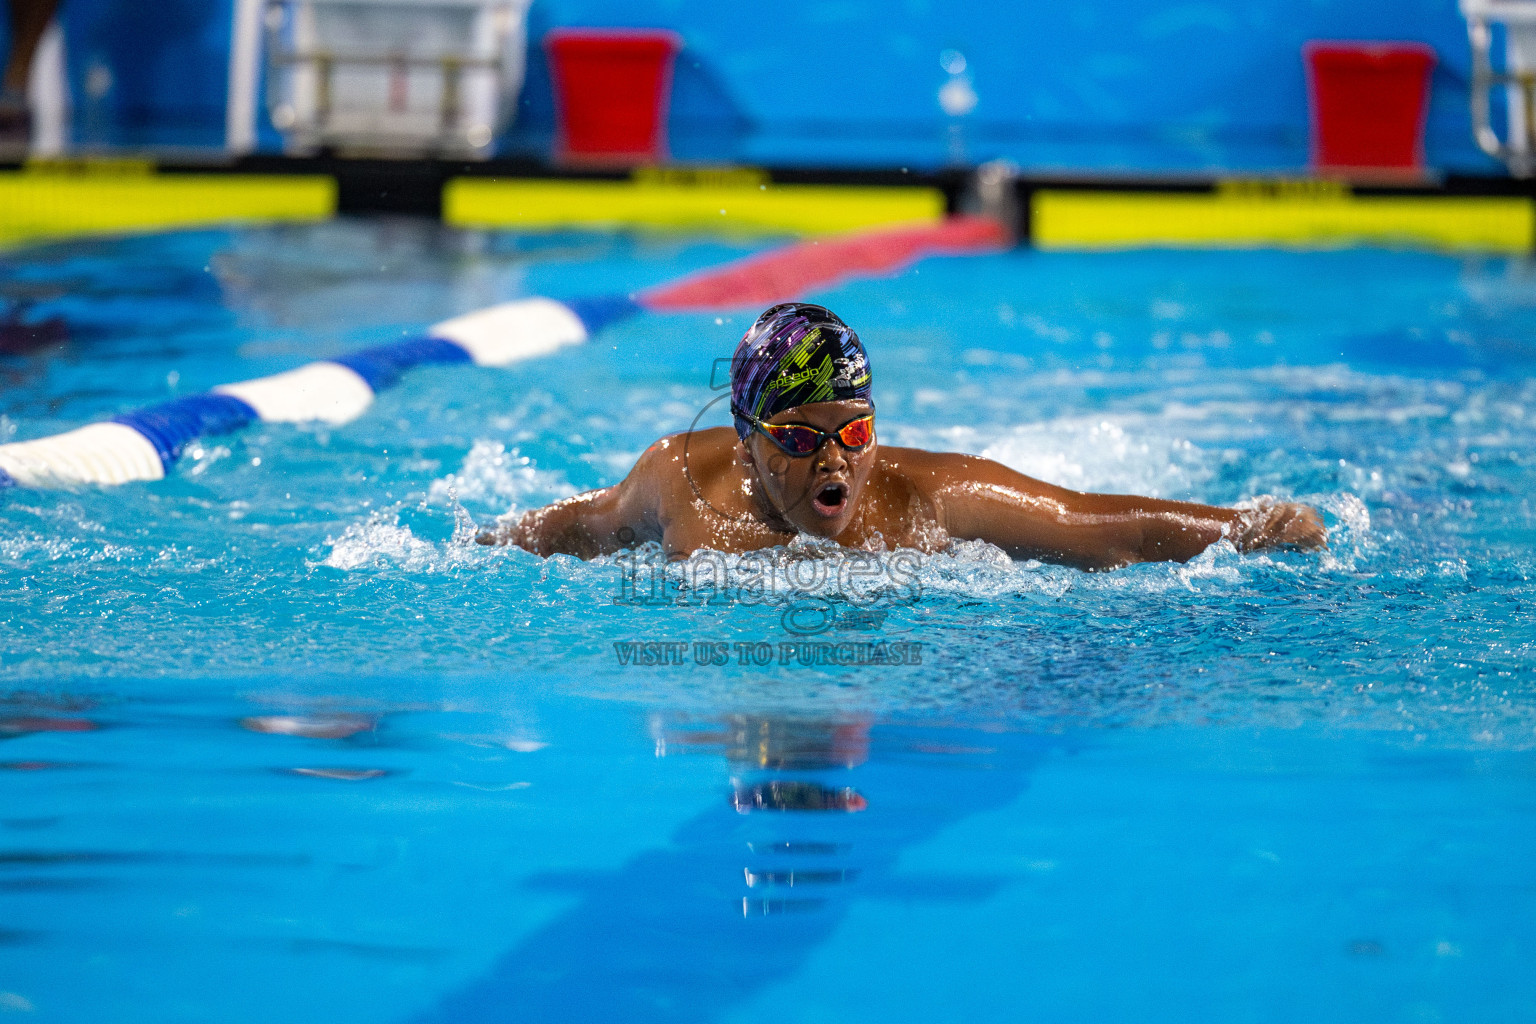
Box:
[730,303,873,442]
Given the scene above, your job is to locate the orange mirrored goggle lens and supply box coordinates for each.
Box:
[761,414,875,456]
[836,415,874,449]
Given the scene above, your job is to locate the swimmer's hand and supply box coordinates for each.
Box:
[1230,501,1327,553]
[473,514,522,547]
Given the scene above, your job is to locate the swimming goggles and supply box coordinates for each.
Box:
[734,408,876,457]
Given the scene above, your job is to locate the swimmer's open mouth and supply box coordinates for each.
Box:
[811,482,848,517]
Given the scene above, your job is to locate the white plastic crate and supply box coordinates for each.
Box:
[228,0,532,158]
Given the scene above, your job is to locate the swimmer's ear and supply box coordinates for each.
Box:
[742,436,783,474]
[738,437,774,483]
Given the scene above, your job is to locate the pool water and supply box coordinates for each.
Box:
[2,223,1534,1022]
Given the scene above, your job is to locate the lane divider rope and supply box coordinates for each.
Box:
[0,217,1006,490]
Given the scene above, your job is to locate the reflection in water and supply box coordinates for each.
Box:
[241,708,390,782]
[284,767,388,781]
[0,694,100,742]
[658,715,871,769]
[730,717,866,919]
[741,896,825,916]
[0,699,98,772]
[722,715,870,770]
[731,780,867,812]
[240,714,377,739]
[0,717,98,738]
[418,714,1049,1024]
[744,867,858,887]
[747,841,849,856]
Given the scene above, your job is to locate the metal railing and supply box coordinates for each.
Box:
[1465,0,1536,176]
[266,48,501,137]
[249,0,528,157]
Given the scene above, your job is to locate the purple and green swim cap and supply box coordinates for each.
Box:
[730,303,873,443]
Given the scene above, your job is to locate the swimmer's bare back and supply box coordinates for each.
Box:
[475,399,1326,571]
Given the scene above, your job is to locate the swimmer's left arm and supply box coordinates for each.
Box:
[920,453,1325,570]
[475,441,670,558]
[481,487,633,559]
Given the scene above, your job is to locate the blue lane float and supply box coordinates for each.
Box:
[0,296,638,489]
[113,393,261,469]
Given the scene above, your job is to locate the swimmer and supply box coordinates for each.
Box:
[477,302,1326,569]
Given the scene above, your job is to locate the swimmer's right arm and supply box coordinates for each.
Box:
[919,452,1325,570]
[475,442,667,558]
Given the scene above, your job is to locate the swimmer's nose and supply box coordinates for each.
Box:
[816,440,849,473]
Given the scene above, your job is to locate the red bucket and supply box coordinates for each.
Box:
[1304,41,1436,173]
[545,29,682,165]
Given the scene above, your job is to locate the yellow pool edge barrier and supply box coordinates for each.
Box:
[443,169,949,236]
[4,159,1533,253]
[0,161,337,250]
[1032,181,1536,254]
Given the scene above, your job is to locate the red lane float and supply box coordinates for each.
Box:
[641,215,1010,311]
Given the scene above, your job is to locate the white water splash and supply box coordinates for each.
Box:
[323,514,435,570]
[895,416,1214,499]
[1316,491,1373,572]
[321,510,480,572]
[427,441,576,511]
[0,530,134,564]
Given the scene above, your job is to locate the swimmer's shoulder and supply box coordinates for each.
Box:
[874,445,982,492]
[879,445,1052,485]
[859,445,947,516]
[876,445,1072,517]
[633,427,736,471]
[874,445,1056,510]
[627,427,740,497]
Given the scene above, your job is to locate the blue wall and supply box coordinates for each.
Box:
[0,0,1504,174]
